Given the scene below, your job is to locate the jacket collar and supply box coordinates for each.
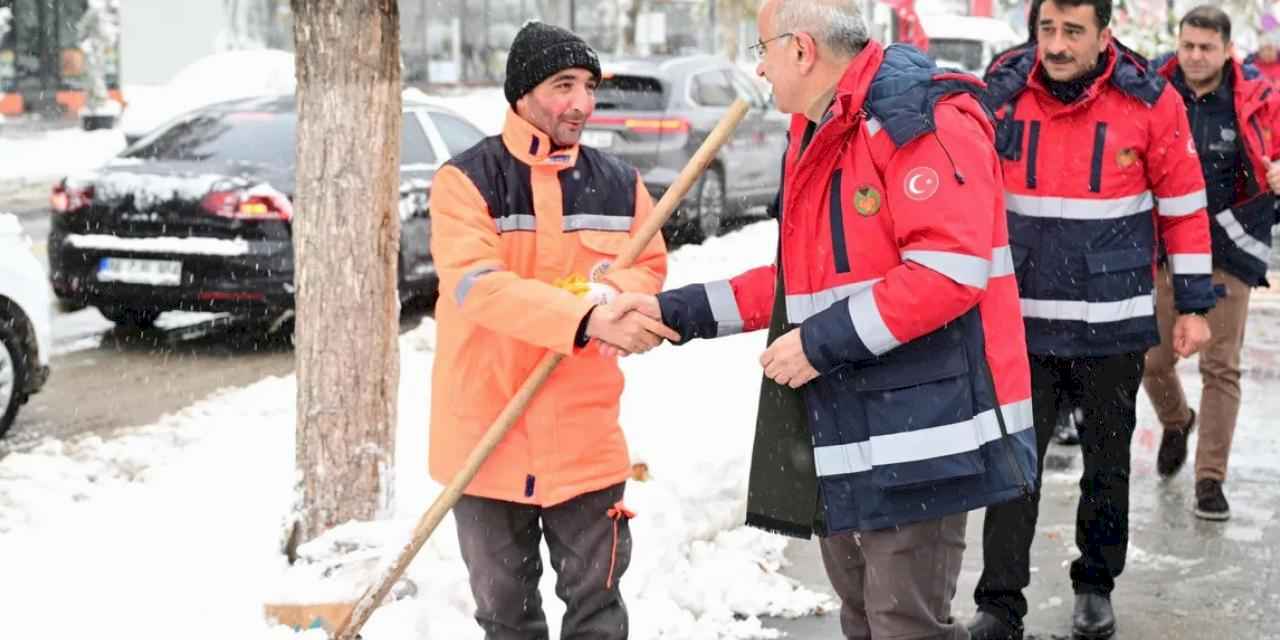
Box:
[1158,55,1270,119]
[1026,41,1119,111]
[501,108,580,168]
[832,40,887,124]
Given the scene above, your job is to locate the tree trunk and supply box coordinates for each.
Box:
[290,0,401,546]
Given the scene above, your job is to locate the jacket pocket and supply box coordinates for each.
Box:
[1009,241,1031,295]
[577,230,631,256]
[995,115,1024,162]
[850,330,986,490]
[1083,247,1154,340]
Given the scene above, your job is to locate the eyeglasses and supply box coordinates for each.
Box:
[748,33,794,61]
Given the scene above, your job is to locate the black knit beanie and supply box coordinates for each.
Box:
[504,21,602,108]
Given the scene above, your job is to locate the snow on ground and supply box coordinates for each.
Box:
[0,220,834,639]
[0,127,127,186]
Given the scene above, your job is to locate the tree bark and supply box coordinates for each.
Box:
[290,0,401,546]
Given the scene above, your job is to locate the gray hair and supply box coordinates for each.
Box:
[774,0,870,59]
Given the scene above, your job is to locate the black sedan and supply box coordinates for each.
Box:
[584,55,789,243]
[47,94,486,329]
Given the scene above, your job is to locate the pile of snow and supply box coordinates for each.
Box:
[118,49,296,141]
[0,128,126,186]
[0,220,832,639]
[0,211,23,236]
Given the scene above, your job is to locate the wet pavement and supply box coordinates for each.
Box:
[764,295,1280,639]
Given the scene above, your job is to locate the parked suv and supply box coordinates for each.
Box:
[0,213,53,438]
[583,55,788,243]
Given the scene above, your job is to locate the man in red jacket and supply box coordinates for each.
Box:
[1147,6,1280,521]
[618,0,1037,637]
[975,0,1215,638]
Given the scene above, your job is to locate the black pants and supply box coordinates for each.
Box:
[974,351,1145,623]
[454,483,632,640]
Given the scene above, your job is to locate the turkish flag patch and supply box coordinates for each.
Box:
[903,166,940,201]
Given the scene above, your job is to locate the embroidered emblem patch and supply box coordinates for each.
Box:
[1116,148,1137,168]
[854,185,882,216]
[903,167,940,202]
[589,260,612,283]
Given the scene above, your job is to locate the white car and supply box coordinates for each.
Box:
[119,49,297,145]
[919,14,1022,76]
[0,213,52,438]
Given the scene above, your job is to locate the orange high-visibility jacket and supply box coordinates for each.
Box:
[428,110,668,506]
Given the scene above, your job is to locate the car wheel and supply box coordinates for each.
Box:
[676,168,727,245]
[99,305,162,328]
[0,323,28,439]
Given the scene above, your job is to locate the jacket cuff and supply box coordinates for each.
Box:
[801,300,876,373]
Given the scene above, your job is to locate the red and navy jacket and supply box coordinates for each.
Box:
[657,42,1037,533]
[1155,54,1280,287]
[983,41,1217,357]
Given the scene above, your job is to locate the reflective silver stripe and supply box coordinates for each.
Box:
[495,215,536,232]
[563,214,632,232]
[813,399,1034,477]
[865,117,883,137]
[785,279,882,324]
[903,250,991,289]
[1168,252,1213,275]
[1006,191,1154,220]
[1216,208,1272,263]
[1157,189,1208,217]
[990,245,1016,278]
[1020,294,1154,323]
[848,290,900,355]
[455,266,499,306]
[705,279,743,336]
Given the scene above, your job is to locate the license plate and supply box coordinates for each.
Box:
[97,257,182,286]
[580,130,614,148]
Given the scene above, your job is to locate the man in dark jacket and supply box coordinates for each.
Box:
[1145,6,1280,522]
[974,0,1216,638]
[617,0,1037,637]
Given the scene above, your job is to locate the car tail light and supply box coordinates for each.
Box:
[200,189,293,221]
[51,183,95,213]
[588,116,691,135]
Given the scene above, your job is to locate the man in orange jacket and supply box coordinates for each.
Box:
[427,21,675,640]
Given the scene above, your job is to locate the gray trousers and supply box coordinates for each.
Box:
[819,511,969,640]
[454,482,632,640]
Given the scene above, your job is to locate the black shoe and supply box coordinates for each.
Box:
[1054,406,1081,445]
[966,610,1024,640]
[1072,593,1116,639]
[1156,409,1195,477]
[1194,478,1231,521]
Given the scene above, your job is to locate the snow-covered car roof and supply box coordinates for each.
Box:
[119,49,297,141]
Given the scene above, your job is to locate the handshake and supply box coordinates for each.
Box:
[585,292,680,358]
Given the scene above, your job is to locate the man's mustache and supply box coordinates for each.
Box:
[1045,52,1074,64]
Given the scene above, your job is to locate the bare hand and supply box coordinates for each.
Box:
[588,304,680,357]
[1172,313,1211,358]
[610,292,664,321]
[760,328,819,388]
[1267,160,1280,195]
